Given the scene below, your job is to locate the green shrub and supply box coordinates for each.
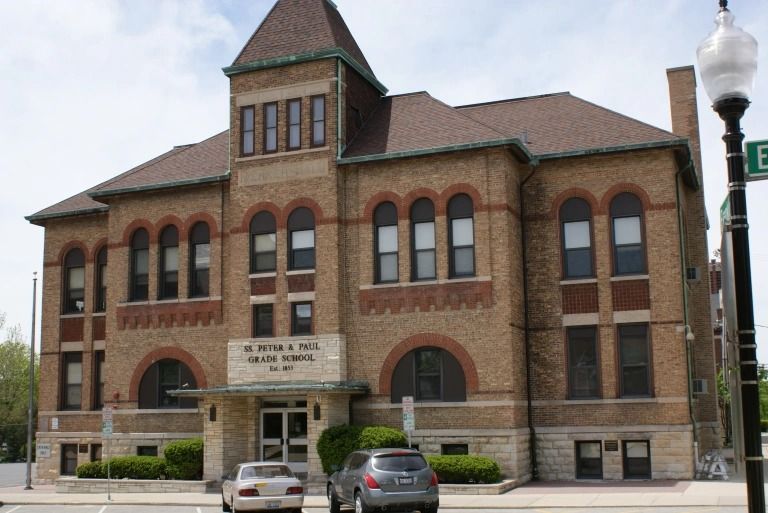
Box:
[317,425,408,474]
[426,455,501,484]
[164,438,204,480]
[106,456,167,479]
[761,420,768,432]
[76,461,106,479]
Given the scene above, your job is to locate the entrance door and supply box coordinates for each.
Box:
[261,406,308,474]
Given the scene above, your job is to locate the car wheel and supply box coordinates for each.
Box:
[327,484,341,513]
[222,492,231,512]
[354,490,371,513]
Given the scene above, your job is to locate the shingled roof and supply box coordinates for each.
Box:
[457,92,682,157]
[232,0,373,76]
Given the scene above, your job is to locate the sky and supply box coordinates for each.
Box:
[0,0,767,360]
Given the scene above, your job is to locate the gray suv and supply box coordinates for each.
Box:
[327,448,439,513]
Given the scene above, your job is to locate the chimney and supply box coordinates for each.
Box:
[667,66,703,173]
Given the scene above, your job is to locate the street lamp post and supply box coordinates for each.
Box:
[697,1,760,511]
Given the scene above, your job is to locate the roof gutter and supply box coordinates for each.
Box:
[538,139,690,161]
[223,47,388,95]
[88,172,230,199]
[338,138,534,165]
[25,205,109,225]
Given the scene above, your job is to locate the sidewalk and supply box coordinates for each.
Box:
[0,480,761,508]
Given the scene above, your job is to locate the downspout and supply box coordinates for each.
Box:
[675,160,700,470]
[520,161,539,480]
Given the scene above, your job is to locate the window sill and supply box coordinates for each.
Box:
[60,313,85,319]
[559,278,597,285]
[117,296,221,307]
[92,312,106,317]
[360,275,491,290]
[250,294,277,304]
[610,274,649,282]
[249,272,277,279]
[235,146,329,163]
[532,397,671,406]
[286,269,315,276]
[39,408,203,415]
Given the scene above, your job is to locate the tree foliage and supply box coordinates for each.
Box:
[0,312,39,462]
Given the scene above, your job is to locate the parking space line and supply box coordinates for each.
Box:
[5,506,21,513]
[196,508,202,513]
[97,505,108,513]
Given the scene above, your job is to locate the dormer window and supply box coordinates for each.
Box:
[264,102,278,153]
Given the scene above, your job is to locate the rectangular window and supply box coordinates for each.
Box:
[252,304,274,338]
[158,361,180,408]
[287,98,301,150]
[415,349,440,400]
[311,95,325,147]
[67,267,85,312]
[576,441,603,479]
[291,229,315,269]
[160,245,179,299]
[137,446,159,457]
[241,106,255,156]
[132,248,149,301]
[441,444,468,455]
[61,444,78,475]
[567,327,599,399]
[191,243,210,297]
[450,217,474,277]
[96,261,107,312]
[619,325,651,397]
[413,221,436,280]
[62,352,82,410]
[90,444,102,462]
[376,224,398,283]
[264,102,278,153]
[93,351,105,410]
[613,216,643,274]
[564,220,592,277]
[253,233,277,272]
[291,302,312,336]
[623,440,651,479]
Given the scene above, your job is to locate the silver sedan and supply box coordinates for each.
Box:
[221,462,304,513]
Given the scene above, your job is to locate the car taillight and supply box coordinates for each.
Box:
[363,472,381,489]
[430,472,439,486]
[286,486,303,495]
[239,488,259,497]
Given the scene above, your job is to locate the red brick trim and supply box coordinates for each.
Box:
[599,183,652,215]
[57,240,90,265]
[362,192,403,222]
[403,188,442,216]
[155,215,186,240]
[121,219,156,247]
[282,198,324,229]
[128,347,208,401]
[378,333,480,395]
[236,202,282,234]
[90,238,108,263]
[440,183,483,212]
[550,188,600,220]
[184,212,220,239]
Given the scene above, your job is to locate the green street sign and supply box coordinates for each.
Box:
[720,196,730,226]
[746,139,768,180]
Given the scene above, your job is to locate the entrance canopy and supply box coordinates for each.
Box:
[170,380,369,398]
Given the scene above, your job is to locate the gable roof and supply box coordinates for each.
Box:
[232,0,373,76]
[341,92,530,162]
[457,92,683,157]
[27,132,229,224]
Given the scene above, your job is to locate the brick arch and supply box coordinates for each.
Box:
[184,212,220,239]
[58,240,90,265]
[403,188,442,217]
[128,347,207,402]
[90,238,108,262]
[155,215,186,240]
[121,219,156,246]
[378,333,480,395]
[550,188,600,221]
[599,183,652,215]
[282,198,324,229]
[440,183,483,213]
[363,192,403,223]
[236,202,282,234]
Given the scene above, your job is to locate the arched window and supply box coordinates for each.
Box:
[63,248,85,313]
[374,202,398,283]
[411,198,436,281]
[391,347,466,403]
[560,198,594,278]
[138,358,198,409]
[94,246,107,312]
[250,211,277,273]
[130,229,149,301]
[448,194,475,277]
[189,222,210,297]
[158,226,179,299]
[288,208,315,270]
[610,193,645,275]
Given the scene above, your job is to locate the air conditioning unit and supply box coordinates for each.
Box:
[693,379,708,395]
[686,267,700,281]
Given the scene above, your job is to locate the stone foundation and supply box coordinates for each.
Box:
[56,477,213,493]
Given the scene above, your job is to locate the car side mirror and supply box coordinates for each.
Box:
[330,464,340,472]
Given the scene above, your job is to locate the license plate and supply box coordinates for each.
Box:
[398,477,413,485]
[266,501,281,509]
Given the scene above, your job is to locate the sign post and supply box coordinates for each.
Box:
[402,396,415,448]
[102,406,113,501]
[746,140,768,181]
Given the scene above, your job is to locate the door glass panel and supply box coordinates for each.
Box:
[625,441,649,458]
[287,412,307,439]
[263,412,283,439]
[263,444,283,462]
[288,444,307,463]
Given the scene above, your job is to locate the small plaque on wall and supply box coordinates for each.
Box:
[604,440,619,452]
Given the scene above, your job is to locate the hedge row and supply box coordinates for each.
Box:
[427,455,501,484]
[75,438,203,480]
[316,425,407,474]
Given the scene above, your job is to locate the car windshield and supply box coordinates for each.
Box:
[372,453,428,472]
[240,465,294,479]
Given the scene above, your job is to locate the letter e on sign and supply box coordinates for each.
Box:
[746,140,768,180]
